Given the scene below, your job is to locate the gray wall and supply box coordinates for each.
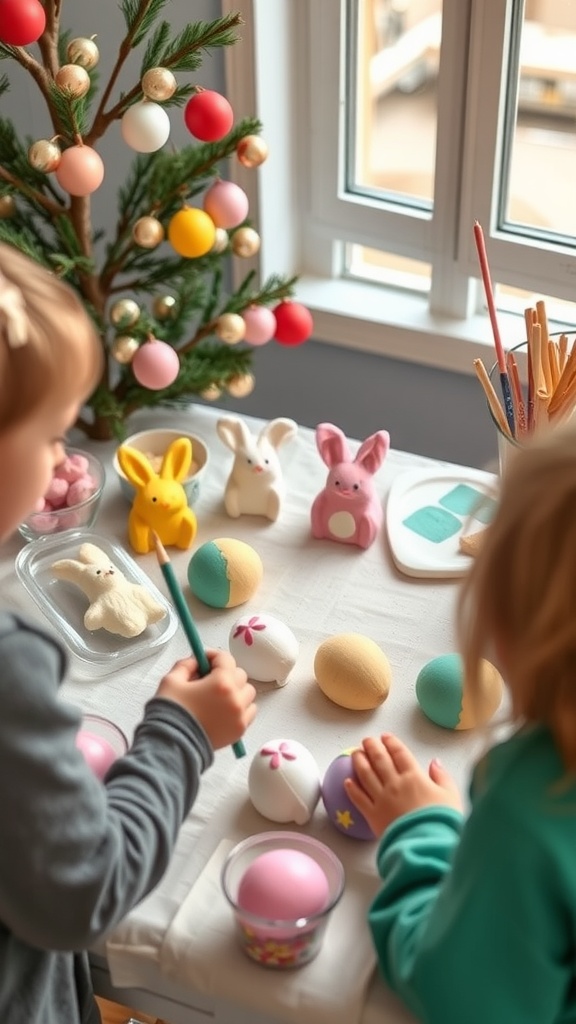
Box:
[2,0,498,470]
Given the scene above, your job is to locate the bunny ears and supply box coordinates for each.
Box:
[315,422,390,473]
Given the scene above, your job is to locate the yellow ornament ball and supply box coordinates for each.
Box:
[188,538,263,608]
[168,207,216,258]
[314,633,392,710]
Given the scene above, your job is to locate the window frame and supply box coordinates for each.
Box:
[223,0,576,377]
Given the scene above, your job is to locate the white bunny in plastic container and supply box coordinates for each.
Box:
[216,415,298,521]
[311,422,390,549]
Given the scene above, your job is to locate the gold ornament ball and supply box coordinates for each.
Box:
[231,226,261,258]
[55,64,91,99]
[200,383,222,401]
[110,298,141,327]
[141,67,177,102]
[67,36,100,70]
[133,216,165,248]
[215,312,246,344]
[111,335,140,365]
[227,372,255,398]
[237,135,269,168]
[0,195,16,219]
[211,227,229,254]
[153,294,177,320]
[28,139,61,173]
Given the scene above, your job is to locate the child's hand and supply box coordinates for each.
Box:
[155,649,256,750]
[344,733,463,839]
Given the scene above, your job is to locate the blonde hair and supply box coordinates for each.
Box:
[458,422,576,771]
[0,243,103,430]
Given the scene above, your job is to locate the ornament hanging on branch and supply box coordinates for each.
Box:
[131,337,180,390]
[184,89,234,141]
[0,0,46,46]
[132,215,164,248]
[152,295,177,320]
[66,35,100,70]
[168,207,215,258]
[273,301,314,346]
[215,313,246,345]
[231,227,260,258]
[110,298,140,328]
[141,67,177,102]
[55,64,91,98]
[28,138,62,174]
[111,335,139,365]
[55,144,105,196]
[227,373,255,398]
[121,100,171,153]
[203,180,249,230]
[237,135,269,168]
[242,305,277,346]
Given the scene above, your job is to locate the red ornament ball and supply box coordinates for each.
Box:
[273,301,313,346]
[184,90,234,142]
[131,338,180,390]
[0,0,45,46]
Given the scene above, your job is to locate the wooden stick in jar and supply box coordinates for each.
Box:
[473,358,514,438]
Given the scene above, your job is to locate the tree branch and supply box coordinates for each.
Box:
[0,165,66,216]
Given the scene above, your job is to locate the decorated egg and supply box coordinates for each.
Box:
[187,537,263,608]
[229,613,299,686]
[248,739,321,824]
[237,849,330,921]
[321,751,376,841]
[416,653,503,730]
[314,633,392,710]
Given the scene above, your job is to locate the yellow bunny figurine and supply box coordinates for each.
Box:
[117,437,197,554]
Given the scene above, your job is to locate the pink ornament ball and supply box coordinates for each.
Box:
[55,146,105,197]
[184,90,234,142]
[203,180,249,230]
[76,730,119,780]
[131,338,180,390]
[242,305,277,346]
[0,0,46,46]
[237,849,330,921]
[273,301,314,346]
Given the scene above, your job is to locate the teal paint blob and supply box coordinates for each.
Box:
[439,484,496,524]
[402,506,462,544]
[187,541,231,608]
[415,654,463,729]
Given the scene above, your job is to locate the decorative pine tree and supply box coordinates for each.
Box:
[0,0,312,439]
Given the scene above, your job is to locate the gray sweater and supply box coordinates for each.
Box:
[0,611,213,1023]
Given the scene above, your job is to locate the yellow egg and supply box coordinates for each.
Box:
[314,633,392,710]
[168,207,216,258]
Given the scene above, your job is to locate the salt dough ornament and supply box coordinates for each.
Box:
[216,415,297,521]
[321,751,377,841]
[229,612,299,686]
[416,653,503,729]
[314,633,392,710]
[248,738,321,824]
[52,542,166,638]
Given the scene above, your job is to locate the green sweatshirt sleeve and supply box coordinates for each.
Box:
[369,798,571,1024]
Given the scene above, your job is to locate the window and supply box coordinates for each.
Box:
[223,0,576,373]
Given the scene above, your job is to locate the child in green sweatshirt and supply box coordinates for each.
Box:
[0,243,257,1024]
[346,422,576,1024]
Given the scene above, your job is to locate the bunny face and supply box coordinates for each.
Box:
[325,462,377,505]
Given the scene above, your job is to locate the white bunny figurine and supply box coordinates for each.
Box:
[216,415,298,521]
[51,542,166,638]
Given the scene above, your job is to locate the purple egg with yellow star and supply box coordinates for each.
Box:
[321,751,376,841]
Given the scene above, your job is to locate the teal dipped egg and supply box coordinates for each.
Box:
[415,653,503,730]
[187,537,263,608]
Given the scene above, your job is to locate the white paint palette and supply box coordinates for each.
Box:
[386,466,498,578]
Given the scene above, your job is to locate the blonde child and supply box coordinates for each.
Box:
[346,423,576,1024]
[0,243,257,1024]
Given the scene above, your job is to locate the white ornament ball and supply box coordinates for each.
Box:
[242,305,276,346]
[131,338,180,389]
[229,612,299,687]
[121,101,171,153]
[203,180,249,229]
[248,738,321,825]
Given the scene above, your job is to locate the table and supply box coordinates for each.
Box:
[0,404,495,1024]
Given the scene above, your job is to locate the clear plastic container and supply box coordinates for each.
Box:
[15,530,177,676]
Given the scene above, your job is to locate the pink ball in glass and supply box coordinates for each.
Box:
[131,338,180,390]
[76,730,119,780]
[55,145,105,196]
[242,305,277,347]
[237,849,330,920]
[203,180,249,230]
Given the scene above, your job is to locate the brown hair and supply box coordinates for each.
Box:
[0,243,103,430]
[458,422,576,771]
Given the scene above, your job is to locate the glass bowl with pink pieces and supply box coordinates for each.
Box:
[19,447,105,543]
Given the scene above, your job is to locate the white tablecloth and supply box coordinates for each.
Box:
[1,404,498,1024]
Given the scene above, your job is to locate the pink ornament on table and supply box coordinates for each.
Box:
[242,305,277,346]
[237,849,330,923]
[55,145,104,196]
[75,715,128,781]
[184,89,234,141]
[311,422,390,550]
[272,300,313,346]
[131,337,180,390]
[0,0,46,46]
[121,100,171,153]
[203,180,249,230]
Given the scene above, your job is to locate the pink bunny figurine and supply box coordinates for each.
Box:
[310,423,390,549]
